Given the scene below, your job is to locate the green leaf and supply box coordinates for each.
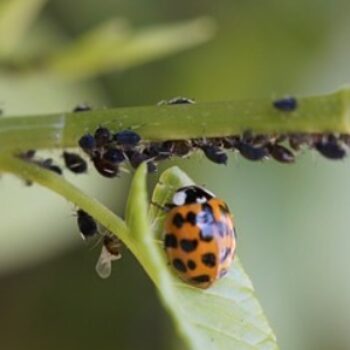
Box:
[45,17,216,80]
[126,165,279,350]
[0,0,47,58]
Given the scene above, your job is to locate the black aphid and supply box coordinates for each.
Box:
[114,130,141,146]
[236,142,268,161]
[268,144,295,163]
[201,145,228,165]
[273,97,297,112]
[79,134,96,154]
[73,104,92,113]
[94,127,111,148]
[314,135,346,160]
[103,148,125,164]
[63,152,87,173]
[77,209,98,239]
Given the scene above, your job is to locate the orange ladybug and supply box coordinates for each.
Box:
[164,186,236,289]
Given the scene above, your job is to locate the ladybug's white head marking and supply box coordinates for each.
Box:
[172,186,215,206]
[172,191,187,206]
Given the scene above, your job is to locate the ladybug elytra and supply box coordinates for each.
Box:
[164,186,236,289]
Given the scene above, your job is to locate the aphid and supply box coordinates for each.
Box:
[288,133,312,151]
[158,96,195,105]
[94,127,111,148]
[76,209,98,240]
[273,96,297,112]
[128,151,157,173]
[93,154,120,177]
[251,135,270,147]
[143,142,172,161]
[114,130,141,146]
[95,235,122,279]
[171,140,193,157]
[164,185,236,289]
[268,144,295,163]
[19,150,36,159]
[201,145,228,165]
[314,135,346,160]
[63,152,87,173]
[41,159,63,175]
[73,104,92,112]
[79,134,96,154]
[236,142,268,161]
[103,148,125,164]
[222,137,239,149]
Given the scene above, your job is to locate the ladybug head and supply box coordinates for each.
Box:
[172,186,214,206]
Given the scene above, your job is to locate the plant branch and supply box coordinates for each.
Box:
[1,88,350,152]
[0,154,134,248]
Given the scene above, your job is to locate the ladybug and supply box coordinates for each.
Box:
[164,186,236,289]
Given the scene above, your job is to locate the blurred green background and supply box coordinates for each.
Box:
[1,1,350,349]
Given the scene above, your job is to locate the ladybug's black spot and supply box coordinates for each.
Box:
[219,268,228,278]
[220,248,231,263]
[172,213,185,228]
[187,260,197,270]
[191,275,210,284]
[186,211,197,225]
[173,258,187,273]
[180,239,198,252]
[219,204,230,214]
[201,202,213,214]
[201,253,217,267]
[164,233,178,249]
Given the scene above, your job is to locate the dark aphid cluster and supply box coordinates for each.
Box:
[79,127,158,177]
[72,96,350,172]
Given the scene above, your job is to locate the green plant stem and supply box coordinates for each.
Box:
[1,88,350,152]
[0,155,171,290]
[0,154,136,249]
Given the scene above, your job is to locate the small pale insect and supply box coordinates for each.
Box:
[95,235,122,279]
